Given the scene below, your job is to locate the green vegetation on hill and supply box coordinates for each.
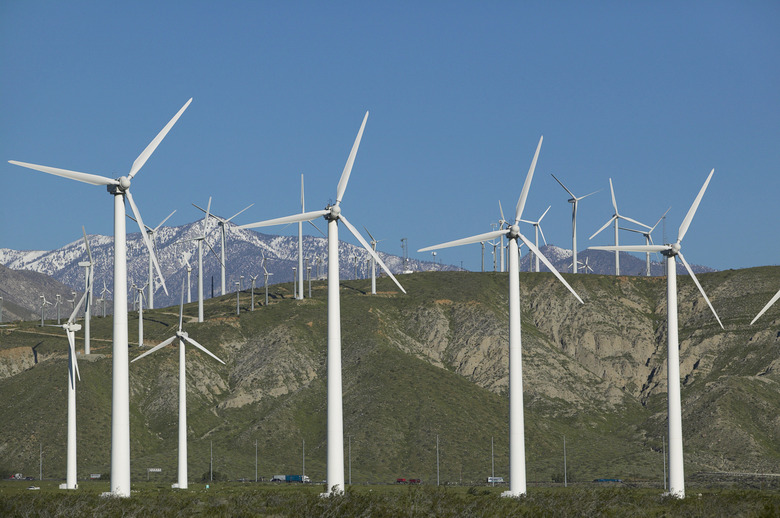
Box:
[0,267,778,486]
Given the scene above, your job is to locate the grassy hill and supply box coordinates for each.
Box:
[0,267,778,486]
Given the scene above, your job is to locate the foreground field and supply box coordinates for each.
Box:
[1,482,778,517]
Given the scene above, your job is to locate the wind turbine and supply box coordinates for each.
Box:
[261,253,273,306]
[100,281,111,318]
[128,210,176,309]
[239,111,405,495]
[192,201,253,297]
[134,283,147,347]
[419,136,583,497]
[8,98,189,497]
[132,281,225,490]
[589,169,722,498]
[620,208,671,276]
[551,174,598,274]
[184,256,193,304]
[79,227,95,354]
[520,205,550,272]
[589,178,651,276]
[249,274,258,311]
[751,288,780,325]
[363,226,382,295]
[44,290,88,490]
[54,295,62,325]
[190,197,213,323]
[39,295,51,326]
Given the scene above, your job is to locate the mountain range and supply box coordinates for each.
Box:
[0,220,715,321]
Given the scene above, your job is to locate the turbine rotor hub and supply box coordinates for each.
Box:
[508,225,520,239]
[326,204,341,221]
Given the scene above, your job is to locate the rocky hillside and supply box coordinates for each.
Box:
[0,267,777,485]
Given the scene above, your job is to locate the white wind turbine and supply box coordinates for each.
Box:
[620,208,670,276]
[39,295,52,326]
[520,205,550,272]
[261,253,273,306]
[79,227,95,354]
[551,174,598,274]
[134,283,148,347]
[751,288,780,325]
[8,98,188,497]
[239,112,405,495]
[249,274,258,311]
[44,290,88,490]
[363,226,382,294]
[132,281,225,490]
[128,210,176,309]
[589,178,651,276]
[192,201,253,297]
[589,169,722,498]
[189,198,215,323]
[419,136,583,497]
[101,281,111,318]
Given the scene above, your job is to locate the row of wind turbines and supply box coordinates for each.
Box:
[8,101,779,501]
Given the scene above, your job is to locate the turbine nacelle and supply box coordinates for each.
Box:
[326,204,342,220]
[508,225,521,239]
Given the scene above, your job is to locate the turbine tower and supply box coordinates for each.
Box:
[590,169,722,498]
[132,281,225,490]
[239,112,405,496]
[44,290,88,489]
[79,227,95,353]
[551,174,598,273]
[192,201,253,297]
[520,206,550,272]
[589,178,650,275]
[419,136,583,497]
[8,98,187,497]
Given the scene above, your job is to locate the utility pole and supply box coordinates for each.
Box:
[255,439,258,483]
[564,435,568,487]
[436,434,440,486]
[210,440,213,481]
[235,281,241,315]
[491,436,495,487]
[302,439,305,478]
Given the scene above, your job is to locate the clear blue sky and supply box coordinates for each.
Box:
[2,1,778,272]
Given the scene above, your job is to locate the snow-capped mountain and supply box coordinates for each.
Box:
[0,219,458,311]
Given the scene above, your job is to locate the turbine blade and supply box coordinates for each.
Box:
[154,210,177,232]
[650,207,671,232]
[82,226,93,263]
[340,215,406,294]
[678,169,714,243]
[678,252,723,329]
[589,216,617,240]
[126,190,168,296]
[517,232,583,304]
[363,225,377,243]
[225,204,254,223]
[301,174,305,211]
[578,189,600,201]
[8,160,119,186]
[335,111,369,205]
[589,244,668,253]
[538,205,551,223]
[132,335,177,362]
[128,98,192,179]
[67,331,80,384]
[538,225,548,246]
[184,336,225,365]
[418,229,509,252]
[619,227,645,234]
[751,287,780,325]
[551,174,575,198]
[309,220,326,237]
[498,200,506,224]
[202,197,212,236]
[609,178,618,213]
[68,291,89,324]
[239,209,329,229]
[620,215,651,229]
[204,240,224,268]
[514,135,543,223]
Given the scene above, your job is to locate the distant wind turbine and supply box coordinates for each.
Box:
[192,201,253,297]
[620,208,671,276]
[589,169,722,499]
[589,178,650,275]
[520,205,550,272]
[132,280,225,490]
[44,290,88,490]
[419,136,583,498]
[8,98,189,496]
[79,227,95,354]
[551,174,598,274]
[239,112,405,496]
[128,210,176,309]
